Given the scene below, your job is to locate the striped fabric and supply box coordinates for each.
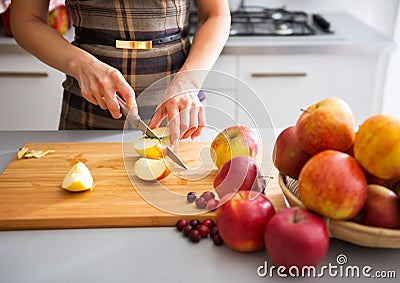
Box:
[59,0,192,129]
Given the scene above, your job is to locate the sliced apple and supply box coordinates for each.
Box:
[134,138,166,159]
[151,127,171,145]
[62,161,94,192]
[134,157,170,181]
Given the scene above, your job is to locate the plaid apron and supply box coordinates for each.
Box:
[59,0,191,129]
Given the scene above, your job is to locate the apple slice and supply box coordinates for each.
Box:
[17,147,29,159]
[134,157,170,181]
[62,161,94,192]
[151,127,171,145]
[134,138,166,159]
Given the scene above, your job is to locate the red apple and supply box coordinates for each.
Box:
[272,126,311,179]
[363,170,387,186]
[359,184,400,229]
[216,191,275,252]
[295,97,355,155]
[354,114,400,180]
[210,125,260,169]
[213,156,264,199]
[391,181,400,196]
[363,170,400,192]
[264,207,329,270]
[346,143,354,157]
[298,150,367,220]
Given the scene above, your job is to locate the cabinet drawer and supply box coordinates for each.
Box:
[0,54,64,130]
[203,89,237,130]
[0,53,50,72]
[203,55,238,90]
[237,55,382,128]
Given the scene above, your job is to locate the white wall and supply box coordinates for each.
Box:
[246,0,400,117]
[382,5,400,118]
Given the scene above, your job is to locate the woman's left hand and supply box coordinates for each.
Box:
[148,74,206,146]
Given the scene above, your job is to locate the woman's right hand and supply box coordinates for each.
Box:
[74,56,138,118]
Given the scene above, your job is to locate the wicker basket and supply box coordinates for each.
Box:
[278,174,400,248]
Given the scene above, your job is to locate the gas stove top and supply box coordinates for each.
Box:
[189,6,334,37]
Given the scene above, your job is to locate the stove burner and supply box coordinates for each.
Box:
[189,6,334,36]
[271,12,283,21]
[274,21,294,35]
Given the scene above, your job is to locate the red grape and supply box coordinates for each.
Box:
[201,191,215,201]
[176,219,188,231]
[210,226,219,237]
[201,219,215,229]
[189,219,201,228]
[186,192,197,203]
[182,225,192,237]
[195,197,207,209]
[189,230,201,243]
[206,199,219,211]
[212,233,224,246]
[196,224,210,238]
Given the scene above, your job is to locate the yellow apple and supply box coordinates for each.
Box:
[354,114,400,180]
[151,127,171,146]
[210,125,260,169]
[134,138,166,159]
[62,161,94,192]
[134,127,171,159]
[134,157,170,181]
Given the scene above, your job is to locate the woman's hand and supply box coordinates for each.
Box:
[148,73,206,145]
[75,57,138,118]
[147,0,230,145]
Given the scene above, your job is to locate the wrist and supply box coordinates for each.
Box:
[66,48,97,79]
[176,68,208,91]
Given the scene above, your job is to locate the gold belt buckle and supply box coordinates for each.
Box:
[115,40,152,50]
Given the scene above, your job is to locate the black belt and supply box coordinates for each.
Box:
[74,27,188,49]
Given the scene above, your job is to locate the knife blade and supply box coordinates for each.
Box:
[116,95,188,170]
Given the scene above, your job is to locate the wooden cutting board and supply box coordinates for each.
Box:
[0,142,286,230]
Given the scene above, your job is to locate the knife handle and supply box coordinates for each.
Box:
[116,95,141,120]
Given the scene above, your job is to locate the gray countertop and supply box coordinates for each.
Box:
[0,13,395,55]
[0,130,399,283]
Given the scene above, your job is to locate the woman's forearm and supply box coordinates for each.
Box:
[10,0,137,118]
[180,2,231,73]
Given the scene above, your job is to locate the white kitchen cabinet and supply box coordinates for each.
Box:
[236,54,386,128]
[0,49,238,131]
[0,49,65,130]
[202,55,239,129]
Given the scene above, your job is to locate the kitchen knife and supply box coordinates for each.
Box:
[116,95,188,170]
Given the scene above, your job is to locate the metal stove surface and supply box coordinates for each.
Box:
[189,6,335,37]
